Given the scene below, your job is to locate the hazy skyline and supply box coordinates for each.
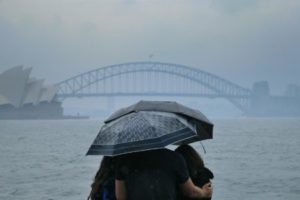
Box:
[1,0,300,95]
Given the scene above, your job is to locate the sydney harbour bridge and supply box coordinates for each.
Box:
[55,61,252,113]
[55,61,300,116]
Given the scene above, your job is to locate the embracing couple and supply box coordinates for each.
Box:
[86,101,214,200]
[88,144,213,200]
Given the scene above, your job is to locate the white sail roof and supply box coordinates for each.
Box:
[0,66,31,107]
[0,94,10,105]
[22,79,44,105]
[0,66,58,107]
[39,86,59,102]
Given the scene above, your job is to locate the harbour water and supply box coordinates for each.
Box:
[1,118,300,199]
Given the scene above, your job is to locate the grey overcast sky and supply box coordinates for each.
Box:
[1,0,300,94]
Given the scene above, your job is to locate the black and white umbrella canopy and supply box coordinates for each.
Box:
[86,111,198,156]
[105,100,213,142]
[87,101,213,156]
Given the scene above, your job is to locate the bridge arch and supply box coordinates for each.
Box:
[55,61,251,112]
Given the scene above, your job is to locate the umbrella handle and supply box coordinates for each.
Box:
[200,142,206,154]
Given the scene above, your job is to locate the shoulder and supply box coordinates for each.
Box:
[157,148,182,157]
[156,149,188,173]
[152,149,185,163]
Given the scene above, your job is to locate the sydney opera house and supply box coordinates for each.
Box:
[0,66,64,119]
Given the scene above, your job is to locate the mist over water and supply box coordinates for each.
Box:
[1,118,299,200]
[1,1,299,199]
[1,0,300,93]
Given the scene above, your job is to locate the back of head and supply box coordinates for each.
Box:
[175,144,204,178]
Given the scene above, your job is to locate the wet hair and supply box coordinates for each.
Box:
[176,145,213,200]
[175,144,204,179]
[87,156,115,200]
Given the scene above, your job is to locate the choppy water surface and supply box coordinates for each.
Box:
[0,118,300,200]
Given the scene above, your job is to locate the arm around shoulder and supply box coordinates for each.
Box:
[180,178,213,199]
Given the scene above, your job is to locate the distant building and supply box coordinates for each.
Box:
[285,84,300,97]
[0,66,64,119]
[249,81,300,117]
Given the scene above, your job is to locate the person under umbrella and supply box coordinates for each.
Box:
[175,144,214,200]
[86,100,214,200]
[115,148,213,200]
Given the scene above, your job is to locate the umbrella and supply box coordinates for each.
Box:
[105,100,213,143]
[86,101,213,156]
[86,111,198,156]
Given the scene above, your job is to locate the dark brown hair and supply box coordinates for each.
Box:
[87,156,115,200]
[175,144,204,179]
